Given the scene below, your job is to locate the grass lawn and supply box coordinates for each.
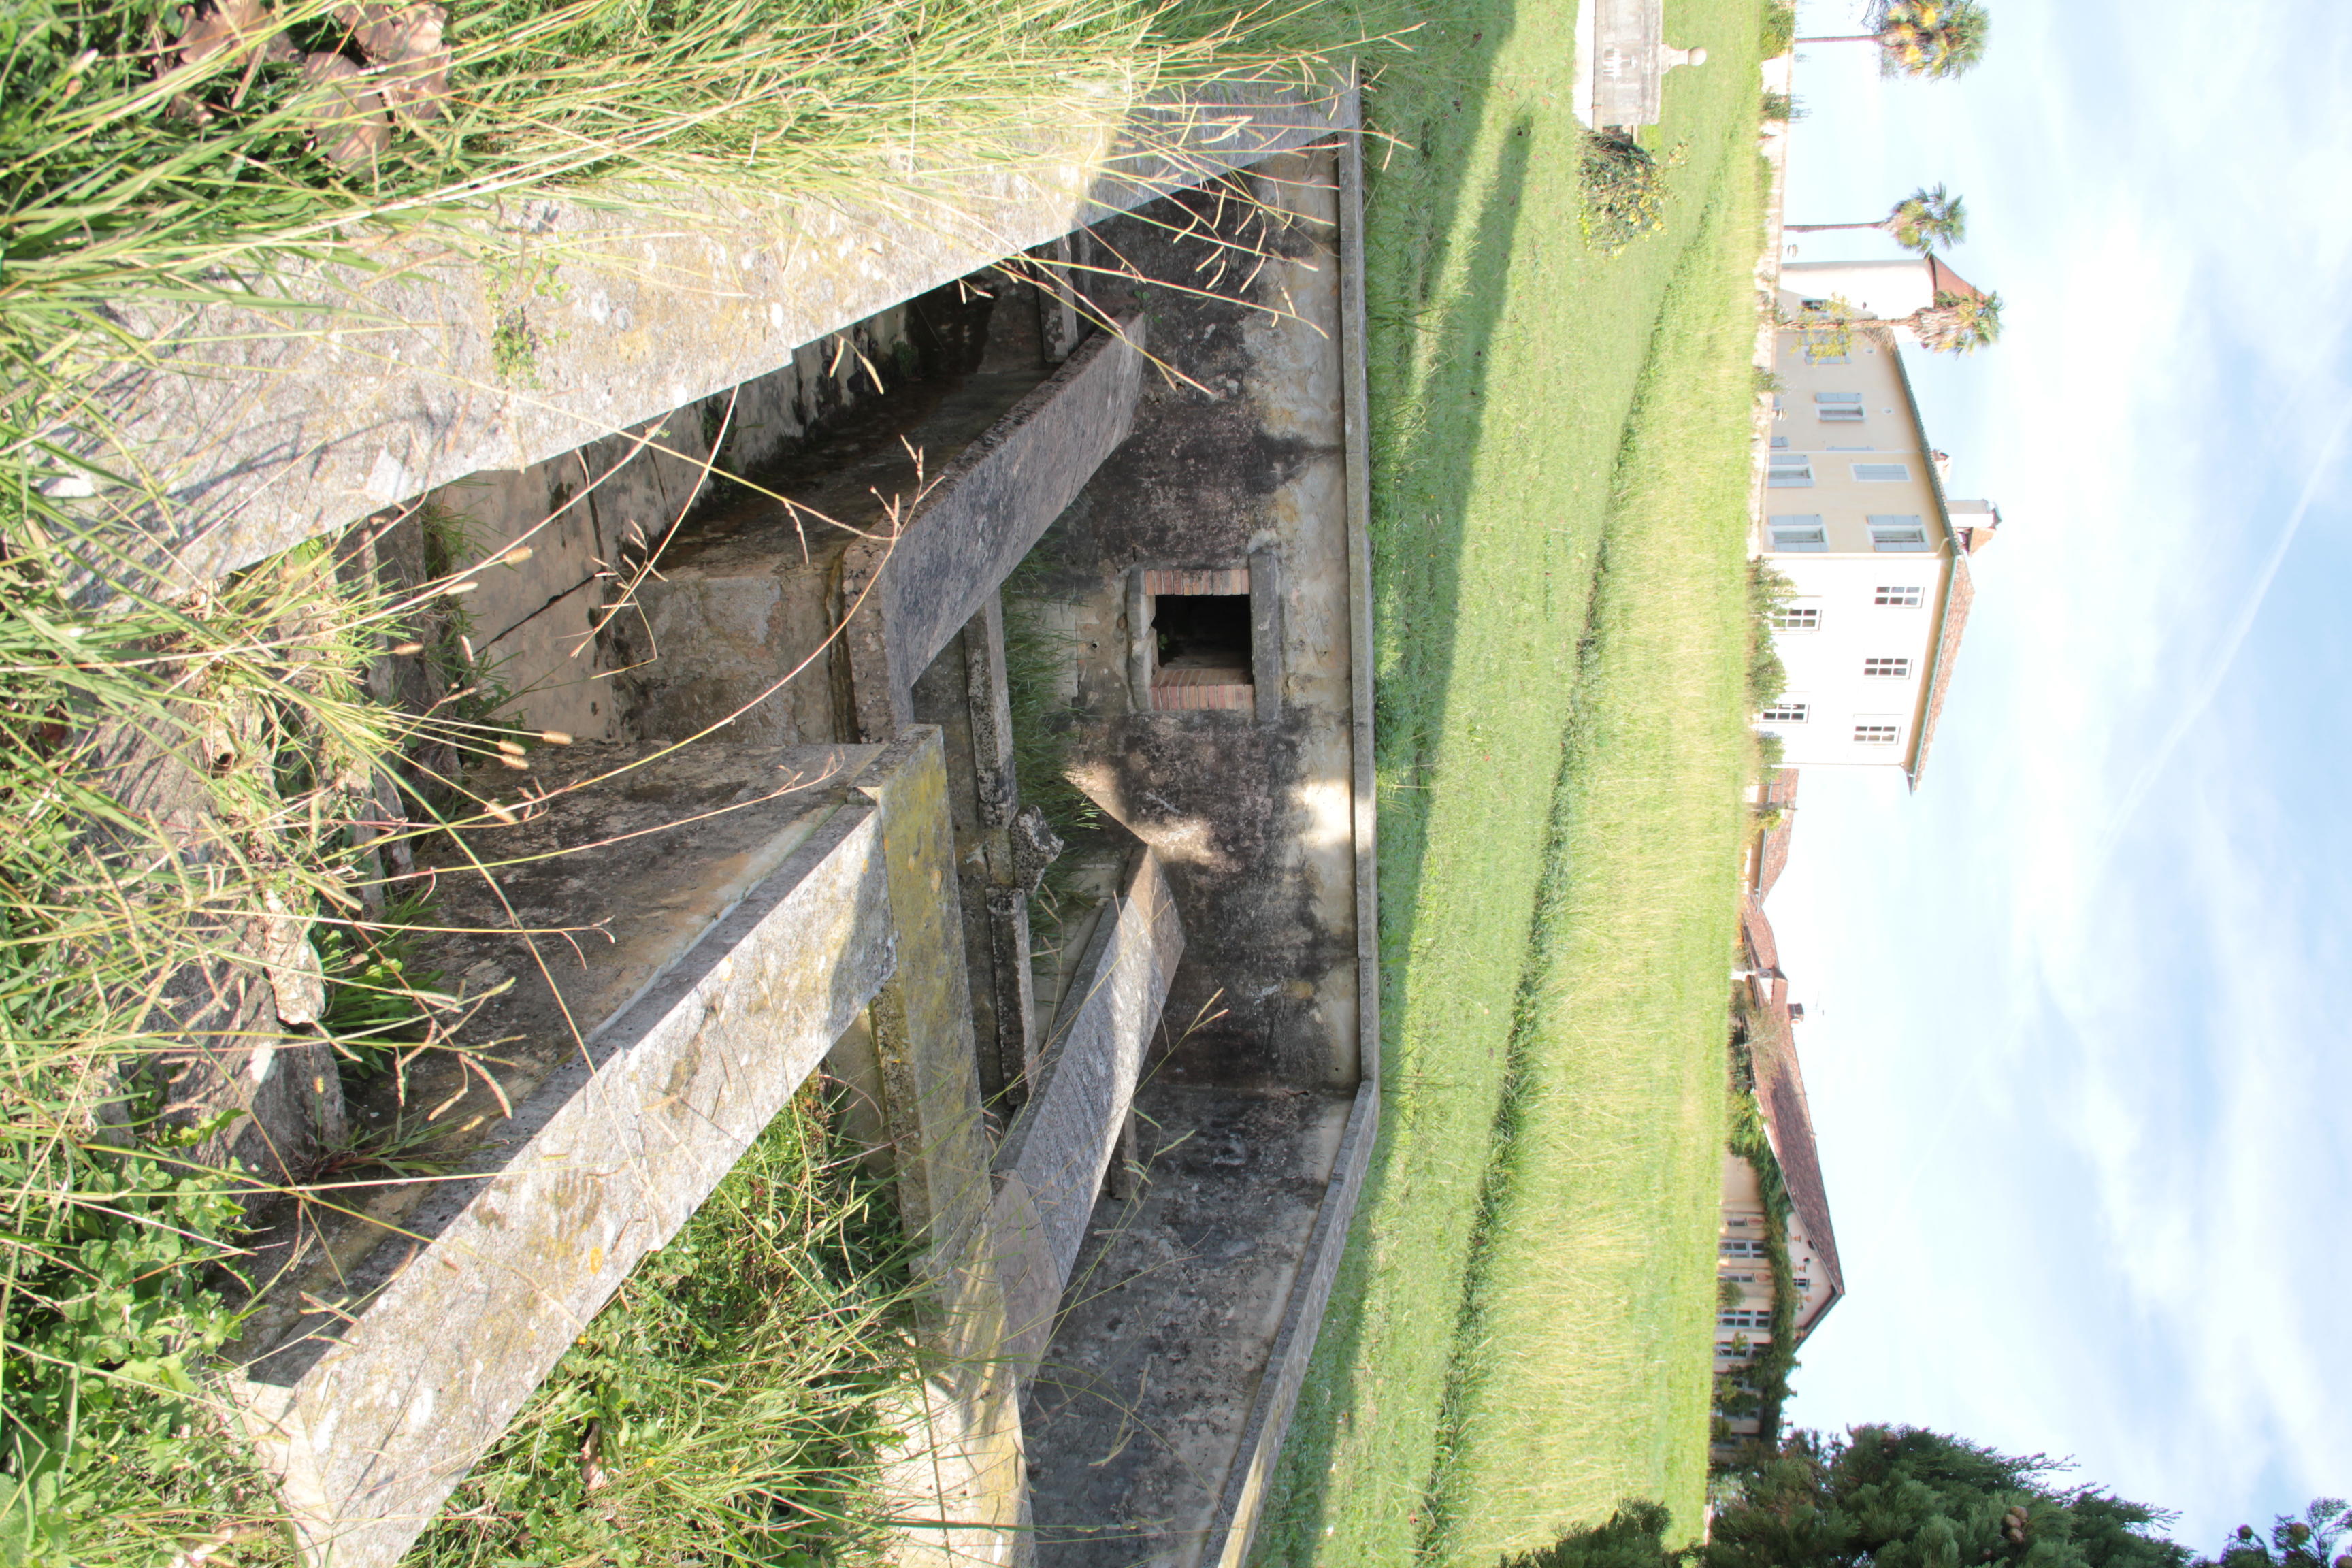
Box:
[1251,1,1767,1562]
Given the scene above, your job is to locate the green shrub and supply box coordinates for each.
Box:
[1578,131,1688,257]
[1502,1500,1682,1568]
[1746,559,1794,710]
[1761,1,1797,59]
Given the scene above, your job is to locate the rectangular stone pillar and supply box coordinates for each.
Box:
[908,595,1040,1105]
[843,314,1145,740]
[989,846,1183,1377]
[853,729,1034,1566]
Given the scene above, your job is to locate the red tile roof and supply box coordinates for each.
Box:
[1750,768,1799,901]
[1739,893,1780,979]
[1906,553,1975,791]
[1882,339,1978,794]
[1755,822,1795,902]
[1749,1000,1844,1336]
[1735,894,1844,1335]
[1927,255,1986,303]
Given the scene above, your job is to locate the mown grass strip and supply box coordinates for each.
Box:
[1252,0,1764,1559]
[1420,159,1763,1565]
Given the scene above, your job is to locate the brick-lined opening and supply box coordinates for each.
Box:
[1146,566,1254,710]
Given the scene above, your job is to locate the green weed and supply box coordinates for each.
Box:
[402,1083,917,1568]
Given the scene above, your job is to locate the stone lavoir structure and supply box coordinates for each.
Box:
[119,82,1377,1568]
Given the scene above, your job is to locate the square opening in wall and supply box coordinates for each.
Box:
[1141,566,1260,711]
[1156,594,1251,676]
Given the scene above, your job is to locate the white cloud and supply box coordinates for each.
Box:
[1773,0,2352,1544]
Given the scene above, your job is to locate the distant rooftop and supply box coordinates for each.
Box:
[1737,896,1845,1335]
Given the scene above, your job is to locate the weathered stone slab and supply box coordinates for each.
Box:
[1199,1081,1377,1566]
[229,739,956,1568]
[1024,1085,1358,1567]
[844,314,1146,738]
[991,847,1183,1371]
[1582,0,1707,128]
[229,742,881,1382]
[851,730,1031,1565]
[63,84,1345,595]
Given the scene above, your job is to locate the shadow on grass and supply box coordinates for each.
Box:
[1248,89,1536,1565]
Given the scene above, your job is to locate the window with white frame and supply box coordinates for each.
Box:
[1769,514,1826,550]
[1852,462,1910,482]
[1854,723,1901,745]
[1758,703,1809,725]
[1816,392,1865,422]
[1720,1237,1766,1258]
[1874,585,1923,606]
[1719,1309,1770,1332]
[1768,454,1814,487]
[1869,515,1931,551]
[1862,656,1912,678]
[1772,606,1821,631]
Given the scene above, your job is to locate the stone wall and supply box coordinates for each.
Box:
[58,84,1353,598]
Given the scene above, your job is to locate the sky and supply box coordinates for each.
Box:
[1767,0,2352,1548]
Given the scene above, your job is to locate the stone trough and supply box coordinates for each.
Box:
[145,76,1382,1568]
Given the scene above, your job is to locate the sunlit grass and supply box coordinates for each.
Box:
[1251,0,1765,1559]
[1420,180,1761,1563]
[404,1083,919,1568]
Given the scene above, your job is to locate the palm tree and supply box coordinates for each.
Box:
[1787,184,1967,255]
[1904,289,2002,353]
[1800,0,1991,81]
[1786,287,2004,357]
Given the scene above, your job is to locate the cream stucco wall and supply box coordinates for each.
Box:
[1757,329,1953,770]
[1778,257,1938,322]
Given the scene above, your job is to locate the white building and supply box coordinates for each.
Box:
[1757,322,1995,787]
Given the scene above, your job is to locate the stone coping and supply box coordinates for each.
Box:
[228,740,879,1379]
[1197,73,1379,1565]
[228,735,966,1568]
[62,82,1348,594]
[992,846,1184,1375]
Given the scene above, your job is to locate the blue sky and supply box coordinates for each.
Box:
[1767,0,2352,1547]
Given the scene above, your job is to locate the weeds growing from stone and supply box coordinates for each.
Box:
[0,0,1406,1552]
[402,1082,917,1568]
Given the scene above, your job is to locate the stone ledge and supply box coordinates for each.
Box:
[844,314,1147,737]
[62,82,1348,594]
[229,735,969,1568]
[992,846,1184,1373]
